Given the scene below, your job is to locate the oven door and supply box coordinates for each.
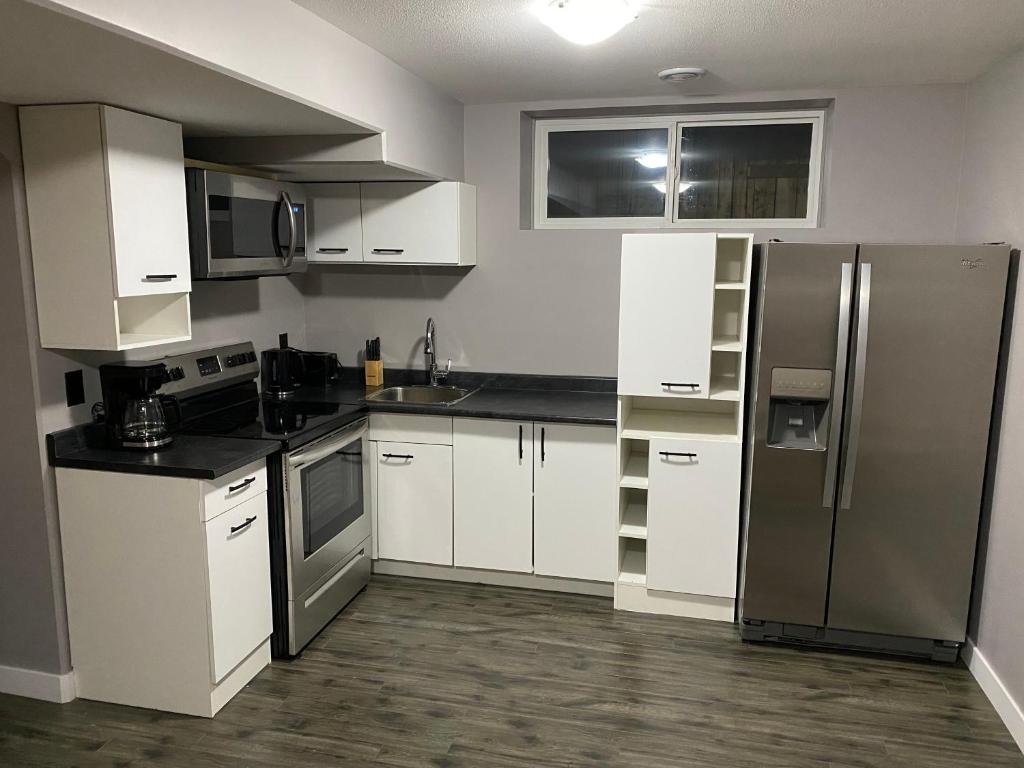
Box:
[284,419,370,598]
[187,169,308,279]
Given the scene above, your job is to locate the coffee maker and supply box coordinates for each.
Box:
[99,361,173,449]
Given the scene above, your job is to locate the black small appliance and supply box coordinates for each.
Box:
[296,350,341,388]
[99,361,173,450]
[261,333,304,400]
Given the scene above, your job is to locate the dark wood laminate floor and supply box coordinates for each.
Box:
[1,575,1021,767]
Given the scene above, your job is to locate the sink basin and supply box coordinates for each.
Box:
[365,385,475,406]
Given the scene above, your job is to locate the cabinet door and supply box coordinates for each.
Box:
[376,441,453,565]
[617,233,716,397]
[534,424,617,582]
[205,493,272,683]
[103,106,191,298]
[361,182,463,264]
[453,419,533,572]
[308,184,363,262]
[647,439,740,597]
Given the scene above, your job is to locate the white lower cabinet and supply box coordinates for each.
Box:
[534,423,617,582]
[376,441,454,565]
[205,494,273,683]
[54,459,272,717]
[646,439,741,597]
[453,418,533,572]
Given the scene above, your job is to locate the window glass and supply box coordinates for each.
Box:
[546,128,668,218]
[676,123,813,220]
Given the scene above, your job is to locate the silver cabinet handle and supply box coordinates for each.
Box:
[280,191,297,267]
[840,263,871,510]
[822,262,853,507]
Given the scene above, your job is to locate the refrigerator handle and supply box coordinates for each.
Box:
[839,263,872,510]
[822,262,854,507]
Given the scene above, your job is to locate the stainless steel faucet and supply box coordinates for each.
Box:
[424,317,451,386]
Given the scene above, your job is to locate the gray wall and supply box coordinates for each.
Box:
[0,103,68,674]
[956,48,1024,711]
[303,84,967,375]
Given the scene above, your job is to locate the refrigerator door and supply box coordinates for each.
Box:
[741,243,858,626]
[827,244,1009,641]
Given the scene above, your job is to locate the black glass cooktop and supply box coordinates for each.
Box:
[183,394,365,450]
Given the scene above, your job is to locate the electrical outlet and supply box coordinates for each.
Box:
[64,369,85,407]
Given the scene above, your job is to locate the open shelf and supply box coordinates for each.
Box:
[714,281,745,291]
[619,454,649,488]
[114,293,191,351]
[621,409,738,442]
[619,502,648,539]
[619,540,647,585]
[712,335,741,352]
[709,379,741,401]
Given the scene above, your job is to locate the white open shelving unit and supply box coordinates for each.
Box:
[614,233,754,620]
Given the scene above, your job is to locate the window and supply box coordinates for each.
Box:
[533,110,824,229]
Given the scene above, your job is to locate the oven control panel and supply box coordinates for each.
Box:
[154,342,260,397]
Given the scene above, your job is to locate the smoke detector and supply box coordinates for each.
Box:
[658,67,707,82]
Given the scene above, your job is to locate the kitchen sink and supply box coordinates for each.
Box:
[365,385,476,406]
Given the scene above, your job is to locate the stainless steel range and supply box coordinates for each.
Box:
[156,341,370,657]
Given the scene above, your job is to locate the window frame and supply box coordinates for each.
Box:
[532,109,826,230]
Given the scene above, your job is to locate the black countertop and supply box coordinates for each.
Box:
[47,370,616,479]
[298,369,617,427]
[48,424,280,480]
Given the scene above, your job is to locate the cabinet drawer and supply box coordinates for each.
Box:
[647,439,741,598]
[205,493,272,683]
[369,413,452,445]
[202,462,268,522]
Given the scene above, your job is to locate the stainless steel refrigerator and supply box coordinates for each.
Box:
[739,242,1010,661]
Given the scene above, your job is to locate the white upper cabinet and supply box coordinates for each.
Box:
[360,182,476,265]
[617,233,716,397]
[306,183,363,263]
[534,423,617,582]
[453,418,534,573]
[102,107,191,297]
[20,104,192,350]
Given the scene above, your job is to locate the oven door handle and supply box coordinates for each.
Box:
[288,425,367,469]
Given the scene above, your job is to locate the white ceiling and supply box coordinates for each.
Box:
[293,0,1024,104]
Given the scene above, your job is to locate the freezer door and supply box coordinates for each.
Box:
[827,244,1009,641]
[741,243,858,626]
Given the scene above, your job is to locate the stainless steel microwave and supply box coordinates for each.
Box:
[186,168,307,279]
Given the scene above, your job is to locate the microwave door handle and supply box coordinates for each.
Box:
[280,191,297,268]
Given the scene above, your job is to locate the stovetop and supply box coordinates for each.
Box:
[177,383,366,451]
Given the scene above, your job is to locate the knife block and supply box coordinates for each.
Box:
[364,360,384,387]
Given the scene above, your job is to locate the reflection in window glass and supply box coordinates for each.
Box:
[547,128,668,218]
[677,123,813,220]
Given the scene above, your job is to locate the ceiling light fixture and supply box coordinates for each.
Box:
[535,0,638,46]
[658,67,707,82]
[653,181,693,195]
[635,151,668,169]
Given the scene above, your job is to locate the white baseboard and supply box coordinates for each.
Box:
[962,640,1024,753]
[0,663,76,703]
